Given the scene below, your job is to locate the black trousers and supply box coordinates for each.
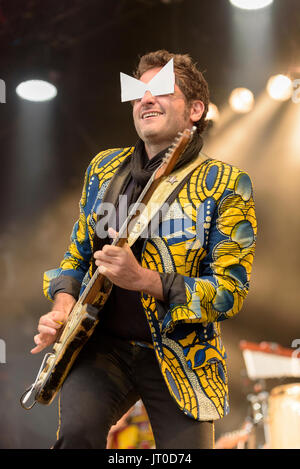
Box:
[53,332,214,449]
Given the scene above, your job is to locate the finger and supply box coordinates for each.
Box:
[33,334,42,345]
[107,226,119,239]
[53,320,64,326]
[102,244,124,257]
[49,310,68,323]
[33,333,52,348]
[95,256,119,272]
[108,227,119,239]
[108,226,118,237]
[30,335,47,354]
[94,251,115,264]
[31,330,56,353]
[31,343,47,354]
[122,242,131,253]
[39,317,63,329]
[37,324,57,336]
[98,264,111,276]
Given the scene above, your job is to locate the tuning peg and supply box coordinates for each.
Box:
[187,126,196,140]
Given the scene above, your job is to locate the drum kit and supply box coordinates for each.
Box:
[215,340,300,449]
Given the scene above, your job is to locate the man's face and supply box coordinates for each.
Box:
[132,67,195,151]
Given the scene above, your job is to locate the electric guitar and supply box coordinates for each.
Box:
[20,127,196,410]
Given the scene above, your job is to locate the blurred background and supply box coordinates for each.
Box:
[0,0,299,449]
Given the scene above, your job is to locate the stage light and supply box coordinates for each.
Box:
[16,80,57,102]
[229,0,273,10]
[206,103,220,123]
[266,74,293,102]
[229,88,254,113]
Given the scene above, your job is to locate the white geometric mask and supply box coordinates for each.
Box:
[120,58,175,102]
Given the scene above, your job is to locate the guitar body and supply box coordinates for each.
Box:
[35,303,100,405]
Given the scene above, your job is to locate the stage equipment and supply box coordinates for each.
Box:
[216,341,300,449]
[229,88,254,114]
[268,383,300,449]
[240,341,300,449]
[16,80,57,102]
[266,74,293,102]
[240,340,300,380]
[206,103,220,123]
[229,0,273,10]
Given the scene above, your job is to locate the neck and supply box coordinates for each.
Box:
[143,124,195,159]
[144,141,169,159]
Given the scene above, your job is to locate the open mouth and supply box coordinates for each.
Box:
[142,111,163,119]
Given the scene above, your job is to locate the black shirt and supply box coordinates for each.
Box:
[99,177,153,343]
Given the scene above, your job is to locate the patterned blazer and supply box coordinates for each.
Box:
[43,147,257,421]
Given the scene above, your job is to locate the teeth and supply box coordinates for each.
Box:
[142,112,162,119]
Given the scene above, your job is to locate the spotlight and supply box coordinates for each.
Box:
[266,74,293,102]
[229,88,254,113]
[206,103,220,122]
[229,0,273,10]
[16,80,57,102]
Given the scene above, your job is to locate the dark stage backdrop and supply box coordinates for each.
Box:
[0,0,299,448]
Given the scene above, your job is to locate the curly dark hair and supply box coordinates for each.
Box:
[133,50,210,134]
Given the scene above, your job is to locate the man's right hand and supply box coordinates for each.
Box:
[31,310,69,354]
[31,292,76,354]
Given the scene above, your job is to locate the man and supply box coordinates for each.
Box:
[31,50,257,449]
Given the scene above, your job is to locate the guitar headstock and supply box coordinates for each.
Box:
[154,126,196,179]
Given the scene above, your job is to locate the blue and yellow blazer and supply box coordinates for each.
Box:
[43,147,257,421]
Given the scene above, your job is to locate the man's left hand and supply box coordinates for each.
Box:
[93,228,164,300]
[93,228,145,291]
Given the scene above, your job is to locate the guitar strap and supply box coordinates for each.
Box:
[127,151,209,247]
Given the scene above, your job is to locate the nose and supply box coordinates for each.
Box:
[140,89,156,105]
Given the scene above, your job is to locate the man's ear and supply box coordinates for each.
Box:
[190,100,205,123]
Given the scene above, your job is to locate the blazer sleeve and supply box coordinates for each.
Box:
[159,169,257,331]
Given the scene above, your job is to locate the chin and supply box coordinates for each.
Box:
[139,128,161,141]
